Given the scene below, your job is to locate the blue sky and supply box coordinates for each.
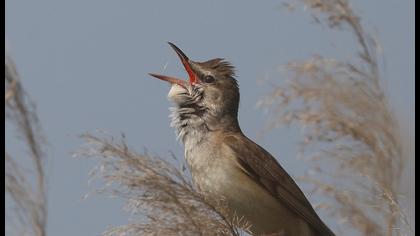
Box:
[5,0,414,235]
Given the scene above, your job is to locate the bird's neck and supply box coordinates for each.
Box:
[170,105,240,146]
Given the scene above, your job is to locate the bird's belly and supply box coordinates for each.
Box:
[187,152,313,236]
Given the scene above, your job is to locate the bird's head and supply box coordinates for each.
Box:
[150,42,240,131]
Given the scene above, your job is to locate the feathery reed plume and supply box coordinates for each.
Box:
[259,0,411,235]
[78,133,251,236]
[5,51,47,236]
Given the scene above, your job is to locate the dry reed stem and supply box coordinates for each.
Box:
[258,0,411,235]
[5,52,48,236]
[78,133,251,236]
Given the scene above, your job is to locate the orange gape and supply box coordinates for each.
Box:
[168,42,197,85]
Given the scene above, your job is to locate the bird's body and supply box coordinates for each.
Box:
[150,43,335,236]
[183,129,315,236]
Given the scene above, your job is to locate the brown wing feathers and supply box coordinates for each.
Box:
[224,133,335,236]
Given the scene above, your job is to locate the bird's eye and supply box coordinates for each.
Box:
[203,75,215,83]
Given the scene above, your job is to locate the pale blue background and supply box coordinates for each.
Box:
[5,0,414,235]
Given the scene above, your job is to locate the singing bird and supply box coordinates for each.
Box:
[149,42,335,236]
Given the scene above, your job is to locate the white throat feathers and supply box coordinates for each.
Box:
[167,84,208,146]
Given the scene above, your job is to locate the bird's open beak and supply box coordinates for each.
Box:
[149,42,197,88]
